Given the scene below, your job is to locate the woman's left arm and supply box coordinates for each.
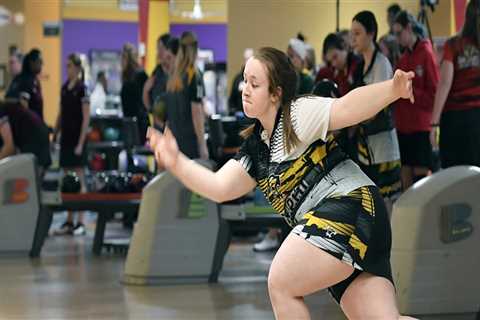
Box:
[329,69,414,131]
[75,102,90,155]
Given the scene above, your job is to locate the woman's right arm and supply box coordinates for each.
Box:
[148,128,256,203]
[142,76,155,111]
[171,155,256,203]
[0,120,16,159]
[53,109,61,142]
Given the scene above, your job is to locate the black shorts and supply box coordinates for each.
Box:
[292,186,393,303]
[397,131,433,168]
[60,145,87,168]
[440,108,480,168]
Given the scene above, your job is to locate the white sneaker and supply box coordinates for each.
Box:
[253,235,279,252]
[73,223,86,236]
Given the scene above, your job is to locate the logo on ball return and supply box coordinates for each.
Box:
[3,178,30,205]
[440,203,474,243]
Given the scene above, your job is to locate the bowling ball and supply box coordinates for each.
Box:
[128,173,149,193]
[93,172,108,192]
[89,153,106,171]
[97,172,129,193]
[61,171,81,193]
[129,154,149,174]
[87,126,102,142]
[312,79,340,98]
[103,127,121,141]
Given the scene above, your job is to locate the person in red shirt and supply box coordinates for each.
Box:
[431,0,480,168]
[393,10,439,188]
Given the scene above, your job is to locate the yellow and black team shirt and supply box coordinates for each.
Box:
[234,96,375,227]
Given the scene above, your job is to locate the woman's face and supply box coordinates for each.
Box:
[242,57,278,120]
[66,60,78,80]
[350,20,372,54]
[157,41,167,64]
[31,55,43,75]
[121,53,128,70]
[165,50,176,73]
[325,48,347,72]
[393,22,410,48]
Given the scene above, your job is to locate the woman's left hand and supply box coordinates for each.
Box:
[74,144,83,156]
[393,69,415,103]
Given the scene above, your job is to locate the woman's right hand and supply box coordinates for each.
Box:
[146,127,180,170]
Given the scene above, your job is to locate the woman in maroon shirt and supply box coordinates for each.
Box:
[431,0,480,168]
[53,53,90,236]
[393,11,439,188]
[5,48,44,121]
[0,99,51,175]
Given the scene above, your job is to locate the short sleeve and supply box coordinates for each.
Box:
[442,39,454,62]
[372,55,393,83]
[233,138,256,179]
[291,96,333,143]
[79,84,90,104]
[188,70,205,103]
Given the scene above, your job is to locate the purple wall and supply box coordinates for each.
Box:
[62,19,138,82]
[170,23,227,63]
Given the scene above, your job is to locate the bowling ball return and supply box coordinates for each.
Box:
[31,192,141,256]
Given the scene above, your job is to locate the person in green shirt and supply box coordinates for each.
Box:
[287,38,314,95]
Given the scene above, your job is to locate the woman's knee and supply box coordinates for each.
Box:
[267,265,289,299]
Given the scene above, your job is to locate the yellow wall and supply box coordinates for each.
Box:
[146,0,170,74]
[170,0,227,23]
[24,0,61,127]
[424,0,452,38]
[62,0,137,22]
[227,0,454,88]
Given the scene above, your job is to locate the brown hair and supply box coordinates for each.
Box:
[240,47,300,153]
[67,53,84,82]
[462,0,480,47]
[167,31,198,92]
[121,43,139,82]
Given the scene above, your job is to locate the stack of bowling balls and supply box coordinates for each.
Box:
[61,171,81,193]
[91,172,152,193]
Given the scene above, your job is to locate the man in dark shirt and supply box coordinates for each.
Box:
[0,99,51,173]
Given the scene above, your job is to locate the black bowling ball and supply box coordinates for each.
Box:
[312,79,340,98]
[97,172,130,193]
[61,171,81,193]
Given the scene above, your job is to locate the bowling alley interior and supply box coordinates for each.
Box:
[0,0,479,319]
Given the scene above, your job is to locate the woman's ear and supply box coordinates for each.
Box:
[271,86,282,104]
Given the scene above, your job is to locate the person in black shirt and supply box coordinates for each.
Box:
[6,48,44,121]
[164,31,208,159]
[143,33,171,114]
[53,53,90,236]
[121,43,149,145]
[0,99,51,174]
[144,36,179,132]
